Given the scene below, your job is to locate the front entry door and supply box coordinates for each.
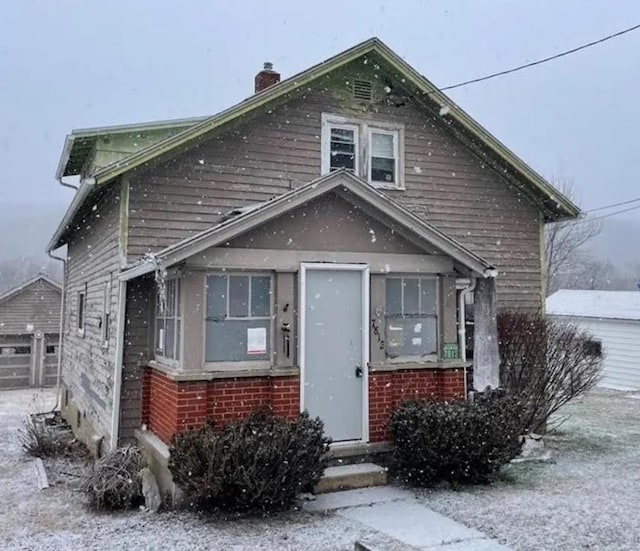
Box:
[301,264,369,442]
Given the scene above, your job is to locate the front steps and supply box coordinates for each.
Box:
[314,462,387,494]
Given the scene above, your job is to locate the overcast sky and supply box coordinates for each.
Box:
[1,0,640,225]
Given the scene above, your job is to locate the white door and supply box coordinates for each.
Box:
[300,264,369,442]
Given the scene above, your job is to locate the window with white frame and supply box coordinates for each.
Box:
[155,278,181,362]
[101,277,111,348]
[385,277,438,359]
[205,274,271,362]
[321,113,403,189]
[77,286,86,334]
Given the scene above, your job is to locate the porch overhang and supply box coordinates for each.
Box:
[119,170,496,282]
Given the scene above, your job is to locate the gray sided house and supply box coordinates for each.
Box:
[48,38,578,464]
[0,275,61,389]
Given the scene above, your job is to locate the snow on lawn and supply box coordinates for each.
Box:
[419,389,640,551]
[0,389,391,551]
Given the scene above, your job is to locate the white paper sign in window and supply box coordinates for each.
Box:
[247,327,267,355]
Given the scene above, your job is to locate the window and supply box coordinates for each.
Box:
[385,277,438,359]
[77,287,86,334]
[370,130,397,185]
[46,345,56,355]
[102,277,111,348]
[584,339,603,358]
[329,125,358,172]
[1,345,31,355]
[205,274,271,362]
[321,114,403,189]
[155,279,181,361]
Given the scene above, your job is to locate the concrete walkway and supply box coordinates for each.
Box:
[303,486,511,550]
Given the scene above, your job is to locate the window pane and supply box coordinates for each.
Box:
[385,317,438,358]
[386,278,402,316]
[205,319,270,361]
[165,319,175,359]
[371,157,395,183]
[403,279,419,315]
[330,127,355,171]
[250,276,271,317]
[229,276,249,317]
[175,319,181,361]
[372,132,394,157]
[165,280,176,317]
[206,275,227,319]
[420,279,437,315]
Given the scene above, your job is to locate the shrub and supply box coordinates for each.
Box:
[498,310,603,433]
[168,410,331,513]
[389,391,524,487]
[83,445,144,511]
[19,413,70,458]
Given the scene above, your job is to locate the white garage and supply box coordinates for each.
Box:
[546,290,640,391]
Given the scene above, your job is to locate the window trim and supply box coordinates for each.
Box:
[368,128,399,187]
[203,271,274,367]
[321,113,405,190]
[77,285,86,337]
[384,275,440,362]
[101,276,111,349]
[154,278,182,367]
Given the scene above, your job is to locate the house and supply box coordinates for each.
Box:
[47,38,578,474]
[547,290,640,391]
[0,275,61,389]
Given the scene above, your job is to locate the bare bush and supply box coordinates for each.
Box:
[498,310,603,433]
[19,413,75,458]
[83,445,143,511]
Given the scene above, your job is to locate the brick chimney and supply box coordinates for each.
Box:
[255,62,280,93]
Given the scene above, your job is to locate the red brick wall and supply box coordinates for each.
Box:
[143,368,300,443]
[368,368,465,443]
[142,366,463,444]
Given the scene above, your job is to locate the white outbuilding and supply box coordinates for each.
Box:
[546,290,640,391]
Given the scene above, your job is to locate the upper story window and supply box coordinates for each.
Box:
[155,278,181,362]
[205,273,272,363]
[321,113,404,190]
[77,285,86,336]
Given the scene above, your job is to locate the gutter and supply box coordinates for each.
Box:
[47,177,95,252]
[109,279,127,451]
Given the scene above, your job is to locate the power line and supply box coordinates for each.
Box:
[438,23,640,92]
[585,197,640,213]
[573,203,640,224]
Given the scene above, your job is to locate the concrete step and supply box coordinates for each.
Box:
[314,462,387,494]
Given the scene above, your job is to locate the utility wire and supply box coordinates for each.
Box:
[438,23,640,92]
[572,203,640,224]
[585,196,640,213]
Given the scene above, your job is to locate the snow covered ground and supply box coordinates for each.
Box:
[420,389,640,551]
[2,388,639,550]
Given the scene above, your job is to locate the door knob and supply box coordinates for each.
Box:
[355,364,363,378]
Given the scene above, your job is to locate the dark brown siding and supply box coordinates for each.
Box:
[118,275,153,443]
[127,64,543,309]
[0,279,61,335]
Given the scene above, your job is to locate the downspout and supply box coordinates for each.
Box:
[46,175,78,412]
[109,279,127,451]
[458,277,477,400]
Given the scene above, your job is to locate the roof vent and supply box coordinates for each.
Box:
[352,79,373,101]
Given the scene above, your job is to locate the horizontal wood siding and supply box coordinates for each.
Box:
[118,275,153,444]
[128,63,543,309]
[559,316,640,391]
[61,184,121,447]
[0,279,61,335]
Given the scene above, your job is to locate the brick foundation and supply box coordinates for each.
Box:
[142,366,464,444]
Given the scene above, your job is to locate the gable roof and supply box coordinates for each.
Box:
[49,37,580,252]
[56,116,207,180]
[547,290,640,322]
[0,275,62,306]
[120,170,496,281]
